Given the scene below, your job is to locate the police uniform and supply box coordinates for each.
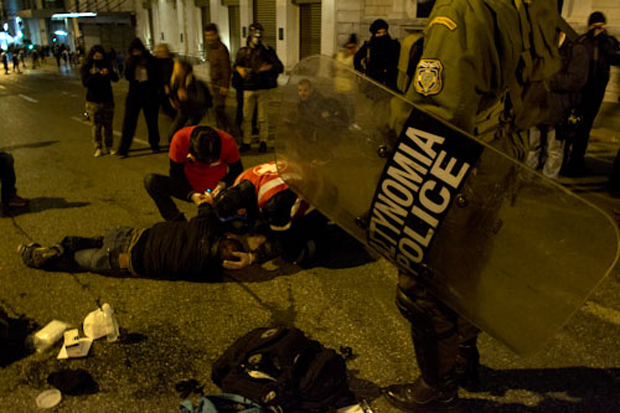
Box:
[386,0,561,409]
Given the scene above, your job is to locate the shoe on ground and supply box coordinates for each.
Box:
[384,377,459,412]
[94,148,103,157]
[8,194,29,208]
[151,146,160,154]
[17,243,63,268]
[258,142,267,153]
[115,152,128,159]
[239,143,251,153]
[107,147,117,156]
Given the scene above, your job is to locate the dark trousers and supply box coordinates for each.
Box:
[568,85,607,169]
[167,109,206,143]
[212,89,240,141]
[144,173,193,221]
[119,88,161,154]
[0,152,17,205]
[396,273,478,389]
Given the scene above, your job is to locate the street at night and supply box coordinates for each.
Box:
[1,59,620,412]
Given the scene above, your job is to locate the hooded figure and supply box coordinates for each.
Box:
[117,38,163,157]
[354,19,401,91]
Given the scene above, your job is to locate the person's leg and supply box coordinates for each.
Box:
[235,85,244,129]
[525,127,542,171]
[118,92,140,155]
[144,173,192,221]
[89,102,104,155]
[167,110,190,143]
[143,94,161,151]
[102,101,115,152]
[568,88,605,172]
[543,128,564,180]
[257,89,269,151]
[0,152,17,206]
[384,273,476,410]
[73,227,134,276]
[242,90,257,145]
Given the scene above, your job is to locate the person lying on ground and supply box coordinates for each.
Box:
[18,193,257,280]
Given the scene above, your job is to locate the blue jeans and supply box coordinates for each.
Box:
[71,227,134,275]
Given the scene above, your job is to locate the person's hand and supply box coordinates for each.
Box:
[219,86,228,96]
[89,66,99,75]
[237,67,248,78]
[223,252,255,270]
[100,68,109,75]
[258,64,272,72]
[191,192,213,205]
[178,88,187,101]
[164,85,170,95]
[210,181,226,199]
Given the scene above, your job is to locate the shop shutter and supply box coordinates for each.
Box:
[228,5,241,60]
[299,2,321,59]
[253,0,276,48]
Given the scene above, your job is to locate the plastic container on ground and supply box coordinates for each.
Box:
[29,320,71,353]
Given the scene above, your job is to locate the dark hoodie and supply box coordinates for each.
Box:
[124,38,163,96]
[81,47,119,103]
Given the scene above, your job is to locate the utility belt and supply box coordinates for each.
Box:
[118,228,149,276]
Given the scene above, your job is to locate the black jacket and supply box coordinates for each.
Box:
[124,52,163,96]
[354,35,401,91]
[542,39,589,126]
[135,204,224,280]
[577,29,620,89]
[81,60,119,103]
[234,44,283,90]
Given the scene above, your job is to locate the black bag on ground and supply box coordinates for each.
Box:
[212,326,355,412]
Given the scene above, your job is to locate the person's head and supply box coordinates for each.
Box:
[214,181,255,233]
[344,33,358,55]
[248,22,264,48]
[204,23,220,47]
[88,45,106,62]
[588,11,606,35]
[216,237,245,263]
[188,126,221,164]
[128,38,147,57]
[369,19,389,38]
[262,189,298,231]
[154,43,172,59]
[297,79,313,102]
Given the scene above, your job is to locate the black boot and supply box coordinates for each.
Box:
[455,339,480,391]
[384,376,459,411]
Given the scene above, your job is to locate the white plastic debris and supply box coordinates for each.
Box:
[83,303,119,342]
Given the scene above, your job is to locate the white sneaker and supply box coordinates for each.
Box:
[106,147,116,155]
[94,148,103,157]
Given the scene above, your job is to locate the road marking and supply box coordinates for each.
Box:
[69,116,150,146]
[18,94,38,103]
[583,301,620,326]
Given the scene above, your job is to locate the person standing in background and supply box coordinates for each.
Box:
[81,45,119,158]
[234,23,283,153]
[354,19,401,92]
[117,38,163,157]
[205,23,241,142]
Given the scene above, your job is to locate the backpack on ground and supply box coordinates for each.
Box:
[180,393,264,413]
[212,326,355,412]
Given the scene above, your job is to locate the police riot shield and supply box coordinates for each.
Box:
[274,56,620,355]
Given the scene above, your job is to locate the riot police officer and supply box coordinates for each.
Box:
[384,0,562,410]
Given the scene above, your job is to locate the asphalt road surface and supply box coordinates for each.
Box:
[1,63,620,412]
